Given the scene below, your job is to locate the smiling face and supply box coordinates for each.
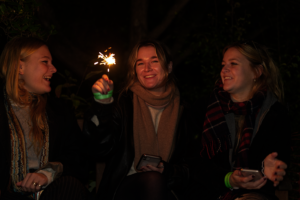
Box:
[135,46,171,95]
[19,45,57,94]
[221,47,257,102]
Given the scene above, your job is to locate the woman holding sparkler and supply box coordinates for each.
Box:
[84,40,194,200]
[0,37,89,200]
[189,41,291,200]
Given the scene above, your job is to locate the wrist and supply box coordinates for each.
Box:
[93,90,113,100]
[225,172,233,189]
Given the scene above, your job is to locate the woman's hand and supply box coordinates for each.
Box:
[16,173,48,192]
[92,74,114,103]
[229,169,267,189]
[139,162,164,174]
[264,152,287,187]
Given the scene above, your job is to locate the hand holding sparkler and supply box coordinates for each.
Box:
[93,48,116,101]
[92,74,114,102]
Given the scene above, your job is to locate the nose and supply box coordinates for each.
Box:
[144,61,152,72]
[221,64,229,73]
[50,64,57,73]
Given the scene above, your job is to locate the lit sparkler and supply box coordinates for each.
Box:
[94,47,116,78]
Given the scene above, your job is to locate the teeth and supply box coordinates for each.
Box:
[43,76,51,81]
[224,77,232,80]
[145,75,155,78]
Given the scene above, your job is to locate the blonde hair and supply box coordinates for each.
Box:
[0,37,48,156]
[223,41,284,102]
[120,40,175,96]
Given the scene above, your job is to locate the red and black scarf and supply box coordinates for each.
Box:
[200,81,265,168]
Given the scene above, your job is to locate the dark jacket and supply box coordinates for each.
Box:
[83,90,195,200]
[0,88,88,193]
[188,94,291,200]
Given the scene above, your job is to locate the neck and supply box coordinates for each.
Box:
[230,93,252,102]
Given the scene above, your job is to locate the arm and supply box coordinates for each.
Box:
[83,74,124,160]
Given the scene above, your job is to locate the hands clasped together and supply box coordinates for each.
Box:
[230,152,287,189]
[16,173,48,193]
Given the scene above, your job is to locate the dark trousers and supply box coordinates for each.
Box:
[1,176,90,200]
[114,171,177,200]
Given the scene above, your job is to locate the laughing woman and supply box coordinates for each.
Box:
[84,40,192,200]
[193,41,291,200]
[0,37,89,200]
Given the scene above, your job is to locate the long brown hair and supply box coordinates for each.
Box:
[0,37,48,156]
[223,41,284,102]
[120,40,175,97]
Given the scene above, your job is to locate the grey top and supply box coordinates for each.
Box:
[9,100,58,187]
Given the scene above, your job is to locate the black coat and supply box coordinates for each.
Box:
[0,89,88,193]
[83,91,196,200]
[188,101,291,200]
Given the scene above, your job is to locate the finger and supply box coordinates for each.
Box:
[97,81,107,94]
[100,78,112,94]
[21,173,32,192]
[157,162,164,168]
[269,152,278,159]
[102,74,109,81]
[108,80,114,91]
[275,175,284,182]
[275,169,286,176]
[16,181,22,187]
[27,175,39,193]
[277,162,287,170]
[146,165,159,172]
[241,175,254,183]
[254,177,267,189]
[92,79,103,93]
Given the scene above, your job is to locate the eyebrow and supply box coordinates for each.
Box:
[222,58,240,62]
[136,56,158,62]
[41,56,51,59]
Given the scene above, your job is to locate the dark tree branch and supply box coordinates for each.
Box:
[130,0,148,46]
[148,0,190,39]
[173,46,193,66]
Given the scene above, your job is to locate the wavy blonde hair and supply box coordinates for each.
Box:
[223,41,284,102]
[0,37,48,156]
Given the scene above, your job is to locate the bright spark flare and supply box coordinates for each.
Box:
[95,52,116,66]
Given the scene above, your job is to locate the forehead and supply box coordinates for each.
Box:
[27,45,51,60]
[223,47,247,62]
[137,46,157,59]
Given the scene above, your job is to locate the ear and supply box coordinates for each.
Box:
[168,61,173,73]
[19,61,25,75]
[254,65,263,79]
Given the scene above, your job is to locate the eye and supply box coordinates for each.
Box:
[231,62,237,65]
[42,60,48,64]
[152,60,159,63]
[136,62,144,66]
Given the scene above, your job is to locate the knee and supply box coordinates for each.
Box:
[138,171,166,188]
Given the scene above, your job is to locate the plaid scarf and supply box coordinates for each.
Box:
[200,81,265,168]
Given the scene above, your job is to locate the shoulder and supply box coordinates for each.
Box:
[267,101,288,118]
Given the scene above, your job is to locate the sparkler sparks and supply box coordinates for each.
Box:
[94,48,116,77]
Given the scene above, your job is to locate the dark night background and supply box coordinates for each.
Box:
[1,0,300,198]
